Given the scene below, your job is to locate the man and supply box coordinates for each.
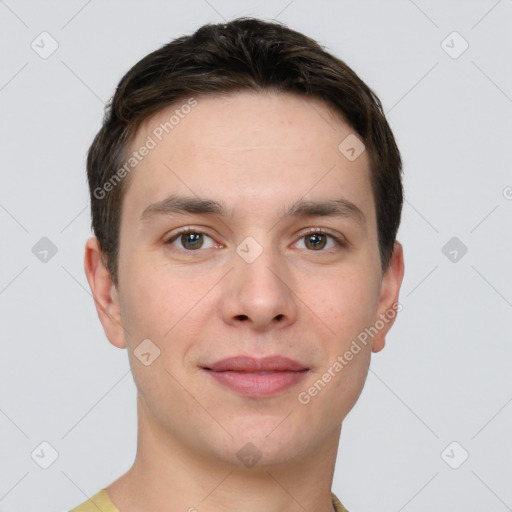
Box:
[73,17,404,512]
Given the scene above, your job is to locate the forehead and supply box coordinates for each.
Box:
[122,90,374,224]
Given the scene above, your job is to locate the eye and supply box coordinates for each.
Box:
[165,229,217,251]
[295,229,346,251]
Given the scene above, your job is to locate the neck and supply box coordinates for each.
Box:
[107,393,341,512]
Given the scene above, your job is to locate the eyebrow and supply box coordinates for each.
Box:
[140,194,227,221]
[140,194,365,225]
[284,198,365,224]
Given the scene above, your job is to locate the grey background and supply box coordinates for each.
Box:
[1,1,511,511]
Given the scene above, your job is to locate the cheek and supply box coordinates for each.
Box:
[119,248,187,332]
[120,278,170,340]
[118,270,194,411]
[310,268,380,339]
[311,269,379,412]
[119,258,217,366]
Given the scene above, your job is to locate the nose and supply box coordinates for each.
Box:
[219,244,298,332]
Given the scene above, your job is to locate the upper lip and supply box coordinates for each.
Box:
[203,355,309,372]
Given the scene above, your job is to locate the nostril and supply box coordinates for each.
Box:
[274,314,284,322]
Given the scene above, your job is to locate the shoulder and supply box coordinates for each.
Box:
[70,489,345,512]
[68,488,119,512]
[331,492,350,512]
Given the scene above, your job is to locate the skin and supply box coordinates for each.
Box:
[84,90,404,512]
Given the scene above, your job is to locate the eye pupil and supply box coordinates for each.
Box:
[305,233,326,250]
[182,232,203,250]
[170,230,338,253]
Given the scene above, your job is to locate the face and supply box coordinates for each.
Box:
[87,90,403,468]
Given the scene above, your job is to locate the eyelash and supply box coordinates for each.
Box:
[163,227,348,253]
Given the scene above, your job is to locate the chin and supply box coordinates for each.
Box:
[220,417,323,466]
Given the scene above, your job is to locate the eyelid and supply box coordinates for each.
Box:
[165,225,211,239]
[295,227,349,248]
[163,226,349,251]
[164,226,220,245]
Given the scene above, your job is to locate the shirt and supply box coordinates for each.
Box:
[69,488,349,511]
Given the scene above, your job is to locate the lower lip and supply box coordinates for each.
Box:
[203,369,308,397]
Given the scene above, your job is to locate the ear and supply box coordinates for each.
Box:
[84,237,127,349]
[371,241,405,353]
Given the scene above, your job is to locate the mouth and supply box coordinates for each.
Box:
[201,355,309,397]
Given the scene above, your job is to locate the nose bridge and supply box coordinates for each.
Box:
[238,240,284,292]
[221,235,297,329]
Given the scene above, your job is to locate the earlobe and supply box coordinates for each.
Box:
[84,237,127,349]
[371,241,405,353]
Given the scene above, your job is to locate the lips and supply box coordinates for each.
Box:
[202,356,309,397]
[203,355,309,373]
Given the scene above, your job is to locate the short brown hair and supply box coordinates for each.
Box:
[87,17,402,286]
